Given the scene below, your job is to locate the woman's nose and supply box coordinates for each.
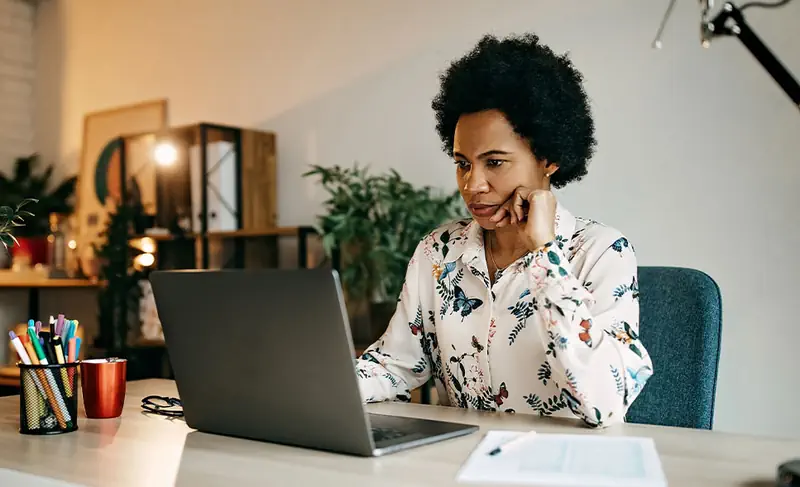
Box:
[463,168,489,193]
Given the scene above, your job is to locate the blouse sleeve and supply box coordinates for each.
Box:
[526,236,653,427]
[354,242,434,403]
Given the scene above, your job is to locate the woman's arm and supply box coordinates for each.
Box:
[355,243,434,403]
[526,235,653,427]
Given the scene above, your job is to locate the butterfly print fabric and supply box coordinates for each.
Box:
[354,204,653,427]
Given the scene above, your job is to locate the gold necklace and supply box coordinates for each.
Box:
[487,234,504,273]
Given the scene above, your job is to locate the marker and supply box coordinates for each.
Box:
[59,314,68,342]
[53,336,65,365]
[487,431,537,456]
[74,337,82,361]
[27,327,47,364]
[20,331,71,428]
[26,325,72,424]
[68,337,77,363]
[10,331,45,430]
[52,336,72,395]
[10,331,47,390]
[63,321,74,348]
[9,331,32,365]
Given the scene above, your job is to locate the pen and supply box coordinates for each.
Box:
[56,314,65,338]
[26,326,72,428]
[487,431,537,456]
[68,337,77,363]
[52,336,72,396]
[63,321,74,351]
[9,331,47,393]
[20,332,69,429]
[11,332,43,431]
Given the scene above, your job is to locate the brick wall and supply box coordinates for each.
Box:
[0,0,34,174]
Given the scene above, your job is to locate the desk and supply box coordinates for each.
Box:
[0,379,795,486]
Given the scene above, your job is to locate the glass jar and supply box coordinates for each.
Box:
[47,213,69,278]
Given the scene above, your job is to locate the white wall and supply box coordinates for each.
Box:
[33,0,800,438]
[0,0,34,171]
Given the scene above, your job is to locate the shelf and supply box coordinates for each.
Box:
[0,272,99,288]
[132,226,315,242]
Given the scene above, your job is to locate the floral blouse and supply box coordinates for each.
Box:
[355,204,654,427]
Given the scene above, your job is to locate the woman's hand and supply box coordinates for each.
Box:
[489,187,557,251]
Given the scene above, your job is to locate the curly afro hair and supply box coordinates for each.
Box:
[431,33,596,188]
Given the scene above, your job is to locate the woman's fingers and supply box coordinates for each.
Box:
[490,206,507,223]
[513,191,526,222]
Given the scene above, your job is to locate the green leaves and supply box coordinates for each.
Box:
[304,163,467,303]
[0,154,77,237]
[0,198,38,249]
[547,250,560,265]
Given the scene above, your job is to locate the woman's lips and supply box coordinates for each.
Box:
[469,203,500,217]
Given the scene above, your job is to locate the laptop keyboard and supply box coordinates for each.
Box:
[372,426,407,443]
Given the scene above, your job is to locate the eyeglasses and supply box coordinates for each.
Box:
[141,395,184,417]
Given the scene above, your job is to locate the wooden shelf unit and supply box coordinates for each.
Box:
[117,122,324,271]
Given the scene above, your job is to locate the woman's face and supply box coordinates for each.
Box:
[453,109,553,229]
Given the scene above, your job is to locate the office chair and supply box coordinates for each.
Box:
[625,266,722,430]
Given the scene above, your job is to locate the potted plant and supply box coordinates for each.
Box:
[93,199,149,359]
[0,154,77,266]
[0,198,38,250]
[304,164,466,345]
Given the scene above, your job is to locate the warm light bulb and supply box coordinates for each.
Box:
[153,142,178,166]
[134,252,155,269]
[67,239,77,250]
[139,237,156,254]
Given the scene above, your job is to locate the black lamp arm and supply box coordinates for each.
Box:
[706,2,800,109]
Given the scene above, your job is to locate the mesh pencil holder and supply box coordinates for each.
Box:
[18,362,80,435]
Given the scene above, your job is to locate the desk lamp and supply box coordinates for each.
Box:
[652,1,800,484]
[652,0,800,110]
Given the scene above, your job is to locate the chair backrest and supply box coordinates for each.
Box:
[625,266,722,430]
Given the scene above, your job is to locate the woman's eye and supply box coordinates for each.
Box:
[487,159,505,167]
[454,160,470,169]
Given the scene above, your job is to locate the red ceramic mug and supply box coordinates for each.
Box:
[80,358,127,419]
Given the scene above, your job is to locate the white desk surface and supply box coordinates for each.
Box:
[0,379,794,486]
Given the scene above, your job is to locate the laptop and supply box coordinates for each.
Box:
[149,268,478,457]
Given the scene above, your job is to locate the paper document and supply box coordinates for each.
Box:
[457,430,667,487]
[0,468,87,487]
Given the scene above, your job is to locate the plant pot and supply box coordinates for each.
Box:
[12,236,49,266]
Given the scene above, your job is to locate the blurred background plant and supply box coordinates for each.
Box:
[0,154,77,266]
[304,163,466,343]
[0,198,37,250]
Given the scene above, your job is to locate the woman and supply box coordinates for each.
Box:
[355,33,653,427]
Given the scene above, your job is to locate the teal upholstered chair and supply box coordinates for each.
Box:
[624,266,722,430]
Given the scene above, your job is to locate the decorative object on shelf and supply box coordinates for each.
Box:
[46,213,70,278]
[0,155,77,267]
[76,99,168,264]
[304,164,467,344]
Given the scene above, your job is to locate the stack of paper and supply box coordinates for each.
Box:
[457,430,668,486]
[0,468,86,487]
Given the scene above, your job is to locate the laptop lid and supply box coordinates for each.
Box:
[149,268,376,456]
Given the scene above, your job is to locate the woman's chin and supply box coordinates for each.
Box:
[471,215,498,230]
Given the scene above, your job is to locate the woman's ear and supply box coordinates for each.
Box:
[543,161,559,178]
